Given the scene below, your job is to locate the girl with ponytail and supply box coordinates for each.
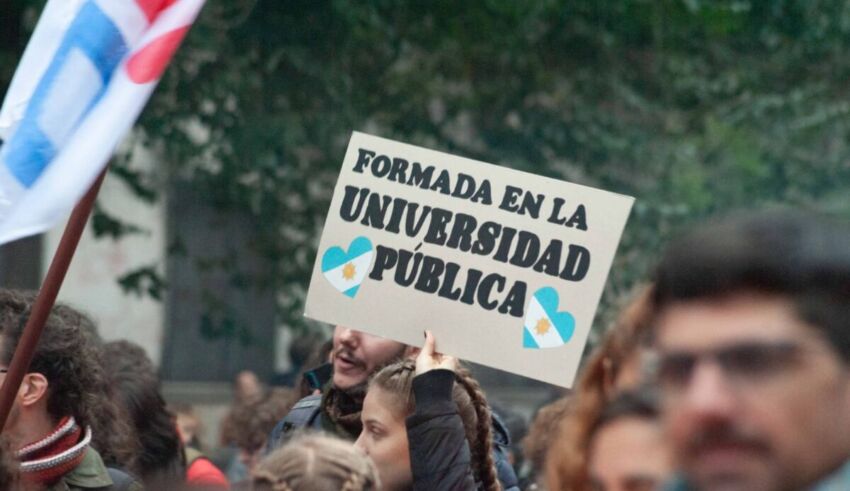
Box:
[355,330,502,491]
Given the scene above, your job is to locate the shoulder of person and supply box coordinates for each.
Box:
[105,468,144,491]
[809,458,850,491]
[489,409,512,447]
[186,456,229,488]
[57,447,142,491]
[488,410,520,489]
[281,393,324,429]
[266,393,324,451]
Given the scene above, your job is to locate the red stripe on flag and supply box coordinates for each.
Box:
[125,27,190,83]
[134,0,178,23]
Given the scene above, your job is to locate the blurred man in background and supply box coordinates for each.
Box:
[652,211,850,491]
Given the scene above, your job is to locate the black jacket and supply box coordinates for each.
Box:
[407,369,477,490]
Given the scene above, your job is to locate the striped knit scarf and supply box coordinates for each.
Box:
[322,383,366,439]
[17,416,92,486]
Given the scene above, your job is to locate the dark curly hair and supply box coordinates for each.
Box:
[0,437,24,490]
[652,210,850,360]
[0,290,139,472]
[221,387,297,453]
[103,340,185,485]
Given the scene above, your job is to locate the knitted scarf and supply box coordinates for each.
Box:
[321,383,367,439]
[17,416,92,486]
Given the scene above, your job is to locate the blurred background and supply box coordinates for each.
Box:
[3,0,850,451]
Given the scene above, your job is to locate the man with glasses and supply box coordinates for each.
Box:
[650,210,850,491]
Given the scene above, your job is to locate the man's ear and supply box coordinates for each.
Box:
[18,373,48,408]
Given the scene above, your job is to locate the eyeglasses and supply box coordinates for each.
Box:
[654,341,805,394]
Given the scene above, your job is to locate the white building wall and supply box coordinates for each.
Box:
[42,145,167,363]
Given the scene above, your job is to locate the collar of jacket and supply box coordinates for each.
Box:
[808,459,850,491]
[46,447,113,491]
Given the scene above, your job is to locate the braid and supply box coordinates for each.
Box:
[373,359,502,490]
[454,368,501,491]
[252,469,294,491]
[370,360,417,413]
[253,434,379,491]
[274,481,294,491]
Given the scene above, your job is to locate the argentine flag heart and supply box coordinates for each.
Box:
[321,236,374,298]
[523,287,575,349]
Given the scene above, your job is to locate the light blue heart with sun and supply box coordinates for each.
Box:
[523,286,575,349]
[321,236,374,298]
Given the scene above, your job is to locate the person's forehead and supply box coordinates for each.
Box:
[654,293,817,350]
[590,417,666,473]
[363,388,405,424]
[595,416,661,445]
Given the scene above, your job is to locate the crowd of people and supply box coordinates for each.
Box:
[0,208,849,491]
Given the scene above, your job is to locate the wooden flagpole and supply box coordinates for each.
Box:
[0,167,108,432]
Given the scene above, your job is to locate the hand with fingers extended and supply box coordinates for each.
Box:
[416,330,458,375]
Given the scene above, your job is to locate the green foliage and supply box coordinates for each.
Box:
[117,264,167,301]
[5,0,850,341]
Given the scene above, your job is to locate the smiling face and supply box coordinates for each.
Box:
[655,293,850,491]
[354,387,412,491]
[332,326,408,390]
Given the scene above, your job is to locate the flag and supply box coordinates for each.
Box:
[321,237,375,298]
[0,0,205,244]
[523,287,575,349]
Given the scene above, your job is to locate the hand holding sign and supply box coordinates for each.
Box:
[416,330,458,375]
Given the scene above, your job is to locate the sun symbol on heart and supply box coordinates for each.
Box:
[534,318,551,335]
[342,262,356,281]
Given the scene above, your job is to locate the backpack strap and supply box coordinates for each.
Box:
[266,394,323,451]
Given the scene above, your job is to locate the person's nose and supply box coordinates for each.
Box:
[338,327,359,348]
[680,360,737,421]
[354,432,368,453]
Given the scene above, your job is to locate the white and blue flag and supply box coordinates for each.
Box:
[321,236,374,298]
[0,0,204,244]
[523,286,576,349]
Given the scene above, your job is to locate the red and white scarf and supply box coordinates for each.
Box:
[16,416,92,486]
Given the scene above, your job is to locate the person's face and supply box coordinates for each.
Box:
[0,363,20,446]
[589,416,671,491]
[354,387,412,491]
[655,293,850,491]
[0,341,23,448]
[332,326,407,390]
[235,370,263,403]
[239,447,262,473]
[0,363,46,449]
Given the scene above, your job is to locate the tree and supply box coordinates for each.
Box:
[4,0,850,345]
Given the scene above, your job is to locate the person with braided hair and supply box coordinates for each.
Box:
[267,326,519,489]
[252,434,379,491]
[355,330,510,491]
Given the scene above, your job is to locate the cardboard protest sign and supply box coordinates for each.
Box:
[305,132,633,387]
